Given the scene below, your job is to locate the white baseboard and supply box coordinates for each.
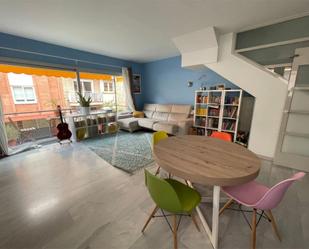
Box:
[256,154,273,162]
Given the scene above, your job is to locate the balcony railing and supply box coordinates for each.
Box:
[3,109,72,148]
[65,91,104,103]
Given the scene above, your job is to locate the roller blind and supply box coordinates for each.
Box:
[0,64,76,78]
[0,64,114,80]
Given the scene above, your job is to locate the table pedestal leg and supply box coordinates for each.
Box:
[188,182,221,249]
[211,185,220,249]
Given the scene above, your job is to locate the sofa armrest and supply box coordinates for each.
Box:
[118,113,133,119]
[177,118,193,135]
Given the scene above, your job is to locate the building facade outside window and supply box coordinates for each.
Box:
[101,81,114,93]
[73,79,93,93]
[8,73,36,104]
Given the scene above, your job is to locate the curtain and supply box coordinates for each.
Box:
[0,97,9,156]
[122,67,136,112]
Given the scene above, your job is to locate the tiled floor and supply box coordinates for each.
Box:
[0,143,308,249]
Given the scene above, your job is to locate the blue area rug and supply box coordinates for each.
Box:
[82,131,154,174]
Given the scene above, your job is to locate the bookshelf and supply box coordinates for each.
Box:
[194,89,243,141]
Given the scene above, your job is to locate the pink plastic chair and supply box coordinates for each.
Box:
[219,172,305,249]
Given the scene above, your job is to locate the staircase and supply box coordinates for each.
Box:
[174,31,288,158]
[207,33,288,158]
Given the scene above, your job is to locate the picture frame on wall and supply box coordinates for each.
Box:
[132,74,141,94]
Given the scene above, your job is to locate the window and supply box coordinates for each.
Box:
[74,81,78,92]
[102,81,114,93]
[73,80,93,93]
[8,73,36,104]
[83,81,92,92]
[12,86,36,103]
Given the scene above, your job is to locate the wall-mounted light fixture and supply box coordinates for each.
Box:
[187,81,193,87]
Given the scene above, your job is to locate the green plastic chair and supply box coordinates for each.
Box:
[142,170,201,249]
[152,131,168,175]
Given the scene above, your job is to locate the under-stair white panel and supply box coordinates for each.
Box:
[173,27,218,69]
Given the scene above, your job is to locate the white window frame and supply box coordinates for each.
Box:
[11,85,37,104]
[101,80,114,93]
[74,79,94,93]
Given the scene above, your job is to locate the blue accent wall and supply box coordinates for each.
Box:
[141,56,238,108]
[0,33,241,110]
[0,32,144,108]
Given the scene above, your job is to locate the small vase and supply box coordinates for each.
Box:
[80,107,90,115]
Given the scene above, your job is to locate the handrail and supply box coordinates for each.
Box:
[3,108,72,116]
[65,91,105,102]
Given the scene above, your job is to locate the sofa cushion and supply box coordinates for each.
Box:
[156,104,172,113]
[153,112,169,121]
[144,110,154,118]
[143,104,157,118]
[168,113,189,122]
[138,118,158,129]
[153,121,178,135]
[144,104,157,111]
[171,104,192,115]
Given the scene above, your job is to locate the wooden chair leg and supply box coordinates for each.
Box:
[219,198,234,215]
[142,206,158,233]
[173,215,178,249]
[191,213,200,232]
[155,166,160,176]
[267,210,281,241]
[251,208,257,249]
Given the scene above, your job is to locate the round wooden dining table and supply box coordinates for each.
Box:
[153,135,261,249]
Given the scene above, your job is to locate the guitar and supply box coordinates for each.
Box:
[56,105,72,142]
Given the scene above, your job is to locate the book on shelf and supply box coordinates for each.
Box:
[208,108,220,116]
[231,107,237,118]
[196,127,205,136]
[209,95,221,104]
[196,107,207,116]
[225,96,239,105]
[195,116,206,127]
[196,95,208,103]
[208,118,213,127]
[222,120,236,131]
[224,106,238,118]
[207,117,219,129]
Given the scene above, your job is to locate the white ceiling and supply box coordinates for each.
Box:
[0,0,309,63]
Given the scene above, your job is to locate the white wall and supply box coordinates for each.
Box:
[206,33,288,158]
[173,27,218,68]
[182,47,218,68]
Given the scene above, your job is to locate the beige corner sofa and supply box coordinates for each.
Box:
[118,104,193,135]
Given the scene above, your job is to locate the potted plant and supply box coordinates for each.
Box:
[76,92,92,115]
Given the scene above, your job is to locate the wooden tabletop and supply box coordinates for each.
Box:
[153,135,261,186]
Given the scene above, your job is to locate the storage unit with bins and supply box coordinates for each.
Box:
[67,111,117,142]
